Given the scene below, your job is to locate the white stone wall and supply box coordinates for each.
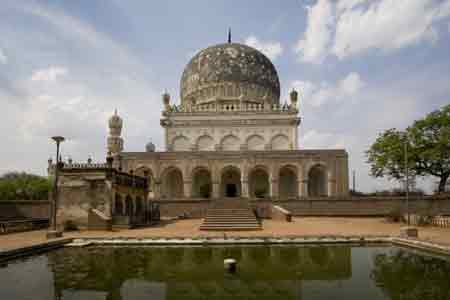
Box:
[167,125,297,151]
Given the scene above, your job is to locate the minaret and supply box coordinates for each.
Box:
[290,89,298,109]
[107,109,124,155]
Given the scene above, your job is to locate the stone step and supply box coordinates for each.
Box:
[203,220,260,224]
[200,201,261,230]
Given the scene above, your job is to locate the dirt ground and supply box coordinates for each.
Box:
[1,217,450,252]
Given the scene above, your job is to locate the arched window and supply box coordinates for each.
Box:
[115,194,123,215]
[125,195,133,216]
[172,136,190,151]
[196,135,214,151]
[271,134,289,150]
[220,166,241,197]
[192,168,212,198]
[221,135,240,151]
[161,167,184,199]
[308,165,328,197]
[247,135,265,151]
[279,166,298,199]
[249,168,270,198]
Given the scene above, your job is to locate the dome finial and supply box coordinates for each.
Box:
[228,27,231,43]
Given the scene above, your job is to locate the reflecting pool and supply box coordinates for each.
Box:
[1,245,450,299]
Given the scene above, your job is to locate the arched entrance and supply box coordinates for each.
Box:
[192,168,212,198]
[125,195,133,216]
[308,165,328,197]
[249,168,270,198]
[221,166,241,197]
[134,167,154,199]
[114,194,123,215]
[279,166,298,199]
[161,167,184,199]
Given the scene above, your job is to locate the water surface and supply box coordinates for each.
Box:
[1,245,449,299]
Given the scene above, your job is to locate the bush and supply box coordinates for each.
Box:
[0,172,52,200]
[63,220,78,231]
[386,206,403,223]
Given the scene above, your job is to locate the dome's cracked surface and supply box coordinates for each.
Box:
[180,43,280,105]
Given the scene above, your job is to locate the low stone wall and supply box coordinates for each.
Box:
[156,196,450,218]
[155,199,211,218]
[273,196,450,216]
[0,200,50,219]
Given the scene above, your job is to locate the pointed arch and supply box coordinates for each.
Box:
[220,165,242,197]
[271,134,289,150]
[248,166,270,198]
[279,165,298,199]
[246,134,265,150]
[196,135,214,151]
[220,134,240,151]
[161,166,184,199]
[172,135,190,151]
[191,167,212,198]
[308,164,328,197]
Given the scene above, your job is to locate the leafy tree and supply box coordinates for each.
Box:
[0,172,52,200]
[367,104,450,193]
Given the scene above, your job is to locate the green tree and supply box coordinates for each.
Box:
[367,104,450,193]
[0,172,52,200]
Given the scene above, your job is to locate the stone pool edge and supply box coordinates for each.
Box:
[2,235,450,262]
[0,237,72,263]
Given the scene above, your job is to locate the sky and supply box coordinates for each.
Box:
[1,0,449,193]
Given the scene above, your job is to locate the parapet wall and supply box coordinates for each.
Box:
[156,196,450,218]
[0,200,50,219]
[272,196,450,217]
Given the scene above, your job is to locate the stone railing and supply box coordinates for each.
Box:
[63,162,108,169]
[431,216,450,228]
[165,102,296,114]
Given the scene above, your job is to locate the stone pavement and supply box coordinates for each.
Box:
[1,217,450,252]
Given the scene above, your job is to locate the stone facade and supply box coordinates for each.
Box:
[118,150,349,200]
[54,40,352,222]
[50,161,152,229]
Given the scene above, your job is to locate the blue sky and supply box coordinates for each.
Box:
[1,0,449,192]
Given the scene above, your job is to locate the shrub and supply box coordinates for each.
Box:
[63,220,78,231]
[386,206,403,223]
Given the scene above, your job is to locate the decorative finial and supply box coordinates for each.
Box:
[228,28,231,43]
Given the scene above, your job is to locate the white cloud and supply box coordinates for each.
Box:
[302,130,351,148]
[244,36,283,60]
[291,72,364,107]
[0,48,7,64]
[295,0,334,63]
[296,0,450,63]
[31,66,68,82]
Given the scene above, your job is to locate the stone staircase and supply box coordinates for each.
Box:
[200,198,261,231]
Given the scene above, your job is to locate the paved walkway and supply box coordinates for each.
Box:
[1,217,450,252]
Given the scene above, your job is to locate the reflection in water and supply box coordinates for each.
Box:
[371,249,450,300]
[1,245,449,300]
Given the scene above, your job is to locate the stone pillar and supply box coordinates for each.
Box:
[301,180,308,198]
[212,181,220,199]
[297,180,303,198]
[241,179,249,198]
[154,180,161,199]
[132,198,137,216]
[183,180,192,198]
[271,179,279,200]
[122,198,126,215]
[328,178,336,197]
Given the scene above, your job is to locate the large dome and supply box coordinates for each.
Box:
[180,43,280,106]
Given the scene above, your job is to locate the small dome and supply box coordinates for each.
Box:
[146,141,155,152]
[180,43,280,106]
[109,109,122,128]
[108,109,123,136]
